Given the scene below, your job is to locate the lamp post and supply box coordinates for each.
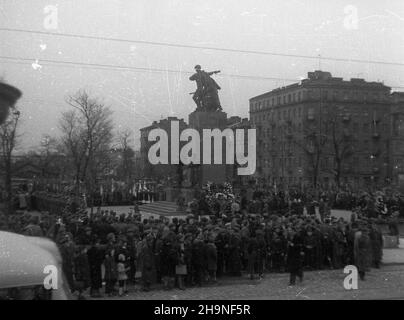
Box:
[0,82,22,125]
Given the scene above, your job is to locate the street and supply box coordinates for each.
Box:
[93,265,404,300]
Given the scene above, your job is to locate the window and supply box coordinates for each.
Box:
[333,90,339,100]
[298,92,301,101]
[308,108,315,120]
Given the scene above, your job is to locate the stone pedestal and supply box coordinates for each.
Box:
[165,109,230,202]
[189,110,228,129]
[188,110,228,186]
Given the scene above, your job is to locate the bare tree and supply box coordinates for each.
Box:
[115,129,135,183]
[292,123,327,190]
[325,110,355,189]
[0,110,21,215]
[59,90,114,201]
[34,135,63,178]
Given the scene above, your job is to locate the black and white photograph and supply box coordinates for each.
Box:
[1,0,404,305]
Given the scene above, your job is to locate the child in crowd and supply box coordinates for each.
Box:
[117,254,130,297]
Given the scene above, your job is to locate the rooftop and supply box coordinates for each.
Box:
[250,70,391,101]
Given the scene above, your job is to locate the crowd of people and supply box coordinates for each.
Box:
[0,183,402,299]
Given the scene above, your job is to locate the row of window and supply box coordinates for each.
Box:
[251,89,389,112]
[256,121,388,138]
[251,106,303,123]
[259,156,386,171]
[261,176,383,186]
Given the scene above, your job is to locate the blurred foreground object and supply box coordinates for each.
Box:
[0,231,72,300]
[0,82,22,125]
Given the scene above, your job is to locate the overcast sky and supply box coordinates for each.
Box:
[1,0,404,151]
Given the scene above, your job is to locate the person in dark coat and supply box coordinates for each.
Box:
[74,246,91,300]
[333,225,348,269]
[270,230,287,272]
[369,223,383,268]
[183,234,194,286]
[206,238,218,283]
[154,234,163,284]
[226,230,242,276]
[303,227,317,270]
[214,230,228,277]
[246,234,258,280]
[256,230,267,278]
[139,234,156,291]
[286,229,305,286]
[354,225,371,280]
[59,234,75,292]
[76,226,93,246]
[125,231,138,284]
[87,238,104,297]
[104,248,118,296]
[191,236,207,286]
[160,235,178,290]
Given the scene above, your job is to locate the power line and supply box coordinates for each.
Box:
[1,27,404,67]
[0,55,298,83]
[1,55,404,89]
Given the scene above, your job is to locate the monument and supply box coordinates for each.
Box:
[188,65,228,186]
[164,65,230,203]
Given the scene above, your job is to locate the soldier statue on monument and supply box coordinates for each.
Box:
[189,65,222,112]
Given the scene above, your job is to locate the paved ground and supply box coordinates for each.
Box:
[88,264,404,300]
[382,238,404,264]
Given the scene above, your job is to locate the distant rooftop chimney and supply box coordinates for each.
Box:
[308,71,332,80]
[350,78,365,83]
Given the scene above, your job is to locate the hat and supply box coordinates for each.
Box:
[194,65,201,70]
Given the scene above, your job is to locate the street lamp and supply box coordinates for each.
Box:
[0,82,22,125]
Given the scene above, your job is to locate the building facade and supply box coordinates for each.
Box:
[249,70,400,190]
[139,114,252,186]
[140,117,188,181]
[391,92,404,189]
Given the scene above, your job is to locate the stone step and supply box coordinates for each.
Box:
[140,201,187,217]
